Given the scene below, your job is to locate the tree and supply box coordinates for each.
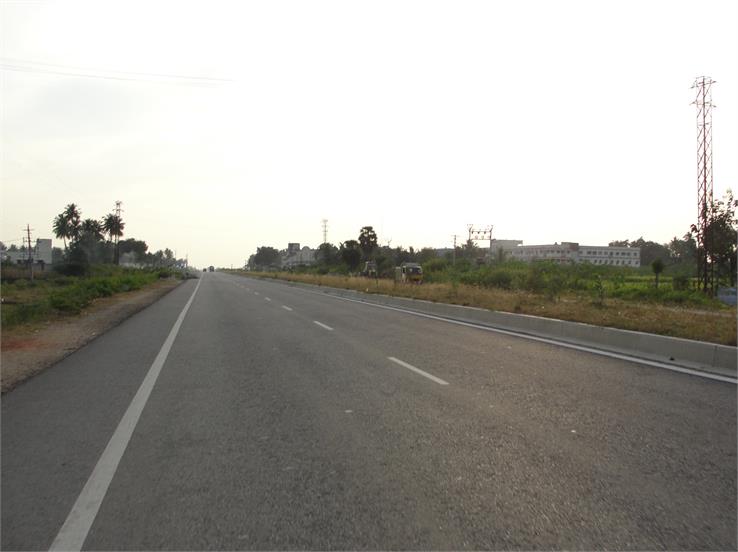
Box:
[63,203,81,242]
[358,226,378,259]
[118,239,148,262]
[340,240,362,271]
[102,213,125,264]
[52,204,81,250]
[317,242,339,266]
[251,246,281,269]
[462,239,480,261]
[704,190,738,286]
[634,238,669,266]
[78,218,106,263]
[651,258,665,288]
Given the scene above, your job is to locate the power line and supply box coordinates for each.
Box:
[0,58,233,86]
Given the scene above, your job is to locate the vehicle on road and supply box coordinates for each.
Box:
[395,262,423,284]
[209,266,215,272]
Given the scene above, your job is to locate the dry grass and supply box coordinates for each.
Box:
[232,271,737,346]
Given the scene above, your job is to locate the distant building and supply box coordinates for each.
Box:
[495,240,641,267]
[282,243,317,269]
[2,239,53,267]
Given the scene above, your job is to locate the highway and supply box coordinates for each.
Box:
[2,271,736,550]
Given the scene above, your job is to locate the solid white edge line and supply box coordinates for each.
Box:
[313,320,333,331]
[228,275,735,385]
[286,285,736,385]
[282,305,293,311]
[388,356,449,385]
[49,278,202,552]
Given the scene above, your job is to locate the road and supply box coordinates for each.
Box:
[2,272,736,550]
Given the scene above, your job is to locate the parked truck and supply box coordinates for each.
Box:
[395,262,423,284]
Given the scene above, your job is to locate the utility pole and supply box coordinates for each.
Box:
[114,200,123,265]
[452,234,459,265]
[321,219,328,244]
[24,224,34,282]
[692,77,716,294]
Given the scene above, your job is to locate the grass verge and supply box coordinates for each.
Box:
[1,267,181,329]
[232,271,737,346]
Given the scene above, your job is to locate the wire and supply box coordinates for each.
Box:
[0,57,233,86]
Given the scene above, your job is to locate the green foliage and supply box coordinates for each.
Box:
[672,274,690,291]
[358,226,378,259]
[2,268,162,326]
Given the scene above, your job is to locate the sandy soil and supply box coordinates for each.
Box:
[1,278,183,393]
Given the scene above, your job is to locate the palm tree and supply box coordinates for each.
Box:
[102,213,125,264]
[63,203,81,243]
[53,213,71,250]
[80,218,104,241]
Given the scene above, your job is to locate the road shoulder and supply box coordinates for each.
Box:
[1,278,184,393]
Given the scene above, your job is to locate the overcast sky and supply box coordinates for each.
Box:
[1,0,736,267]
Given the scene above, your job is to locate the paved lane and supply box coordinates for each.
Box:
[2,272,735,550]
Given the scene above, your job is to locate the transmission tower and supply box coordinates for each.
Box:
[692,77,715,294]
[321,219,328,244]
[467,224,494,247]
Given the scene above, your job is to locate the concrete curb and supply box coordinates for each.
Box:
[249,276,737,379]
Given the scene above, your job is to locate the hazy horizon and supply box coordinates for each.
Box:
[2,0,737,267]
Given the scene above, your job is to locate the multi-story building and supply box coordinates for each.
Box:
[492,239,640,267]
[282,243,316,269]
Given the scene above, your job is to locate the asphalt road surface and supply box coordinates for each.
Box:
[2,272,736,550]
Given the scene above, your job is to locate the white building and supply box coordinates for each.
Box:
[282,243,316,269]
[2,239,53,266]
[494,240,640,267]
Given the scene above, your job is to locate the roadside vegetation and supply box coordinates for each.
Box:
[1,202,191,330]
[240,194,737,346]
[235,269,736,346]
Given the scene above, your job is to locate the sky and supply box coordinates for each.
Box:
[1,0,737,268]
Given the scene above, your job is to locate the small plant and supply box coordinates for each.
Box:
[592,275,606,307]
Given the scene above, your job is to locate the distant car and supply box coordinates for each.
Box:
[209,266,215,272]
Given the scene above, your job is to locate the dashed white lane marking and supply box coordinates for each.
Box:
[50,278,202,551]
[313,321,334,331]
[254,291,259,295]
[388,356,449,386]
[282,306,293,311]
[265,297,272,302]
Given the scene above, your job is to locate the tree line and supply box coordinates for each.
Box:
[43,203,184,274]
[247,191,736,288]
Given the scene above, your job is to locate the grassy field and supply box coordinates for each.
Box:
[1,265,180,329]
[231,270,737,346]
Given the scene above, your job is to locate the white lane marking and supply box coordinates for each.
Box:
[313,320,334,331]
[282,305,293,311]
[388,356,449,385]
[254,291,259,295]
[49,279,202,552]
[291,288,736,385]
[265,297,271,302]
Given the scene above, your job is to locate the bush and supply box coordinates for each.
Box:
[672,274,690,291]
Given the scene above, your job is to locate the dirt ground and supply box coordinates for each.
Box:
[1,278,183,393]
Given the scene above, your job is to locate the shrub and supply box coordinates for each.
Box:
[672,274,690,291]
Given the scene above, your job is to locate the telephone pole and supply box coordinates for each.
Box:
[24,224,34,281]
[321,219,328,244]
[452,234,459,265]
